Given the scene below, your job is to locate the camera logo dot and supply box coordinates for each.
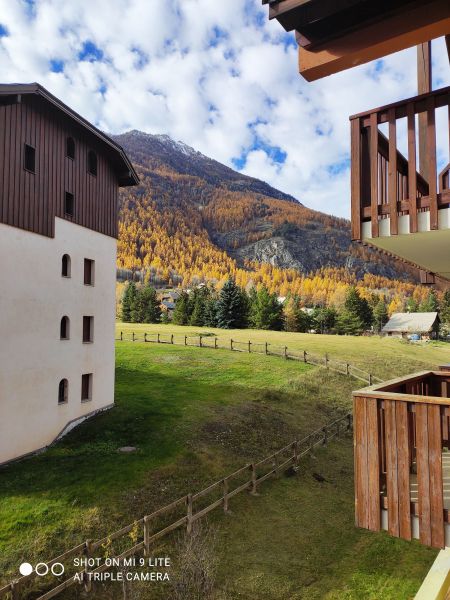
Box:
[19,563,33,576]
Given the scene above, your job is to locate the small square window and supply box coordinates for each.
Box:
[84,259,95,286]
[24,144,36,173]
[65,192,74,217]
[83,316,94,343]
[81,373,92,402]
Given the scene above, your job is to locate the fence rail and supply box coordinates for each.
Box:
[0,413,353,600]
[117,331,383,386]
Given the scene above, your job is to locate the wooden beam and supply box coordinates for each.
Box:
[297,1,450,81]
[418,42,432,180]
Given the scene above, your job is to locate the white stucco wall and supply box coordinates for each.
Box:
[0,217,116,464]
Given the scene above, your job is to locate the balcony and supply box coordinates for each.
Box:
[354,367,450,548]
[350,86,450,280]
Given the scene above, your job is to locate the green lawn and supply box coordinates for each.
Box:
[0,332,441,599]
[117,322,450,381]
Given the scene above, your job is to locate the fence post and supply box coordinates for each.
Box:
[84,540,93,592]
[185,335,187,346]
[369,373,373,385]
[186,494,193,534]
[215,338,218,349]
[265,342,268,355]
[230,339,233,351]
[303,350,307,363]
[248,341,251,353]
[284,346,288,360]
[120,331,123,341]
[144,516,150,556]
[157,333,160,344]
[223,478,229,513]
[325,353,329,369]
[346,363,349,376]
[144,332,147,343]
[171,334,174,345]
[199,335,203,348]
[250,463,258,495]
[132,332,135,342]
[10,581,20,600]
[347,414,352,431]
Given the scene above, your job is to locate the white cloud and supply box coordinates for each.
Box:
[0,0,448,218]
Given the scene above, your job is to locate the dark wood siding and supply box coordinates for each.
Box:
[0,96,119,238]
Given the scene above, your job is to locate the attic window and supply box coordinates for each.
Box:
[24,144,36,173]
[87,150,97,176]
[66,137,75,159]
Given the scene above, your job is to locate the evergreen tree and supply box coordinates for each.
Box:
[203,298,218,327]
[283,296,312,332]
[406,296,418,312]
[335,309,364,335]
[138,285,161,323]
[172,291,190,325]
[440,290,450,324]
[373,299,388,333]
[249,286,283,330]
[344,286,373,330]
[121,281,137,323]
[161,310,170,324]
[312,307,337,334]
[216,279,248,329]
[419,290,438,312]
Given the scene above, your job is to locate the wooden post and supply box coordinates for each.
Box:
[171,334,174,345]
[186,494,193,534]
[230,339,233,351]
[346,363,349,376]
[223,478,229,513]
[184,335,187,346]
[84,540,93,592]
[284,346,288,360]
[144,332,147,342]
[10,581,20,600]
[248,341,251,353]
[132,332,135,342]
[215,338,218,349]
[303,351,307,363]
[369,373,373,385]
[325,353,329,368]
[120,331,123,341]
[199,335,202,348]
[157,333,160,344]
[417,42,432,180]
[265,342,268,355]
[144,516,150,557]
[250,463,258,495]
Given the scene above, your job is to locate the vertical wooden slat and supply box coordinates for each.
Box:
[388,108,398,235]
[367,398,381,531]
[426,97,438,230]
[351,118,362,241]
[385,400,399,536]
[354,396,369,529]
[396,402,412,540]
[428,405,444,548]
[370,112,379,238]
[407,103,418,233]
[416,404,432,546]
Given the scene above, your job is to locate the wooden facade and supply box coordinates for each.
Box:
[354,369,450,548]
[0,84,139,239]
[350,86,450,242]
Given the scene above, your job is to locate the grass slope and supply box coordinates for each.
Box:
[0,332,441,599]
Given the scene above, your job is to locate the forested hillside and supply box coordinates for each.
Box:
[114,130,418,300]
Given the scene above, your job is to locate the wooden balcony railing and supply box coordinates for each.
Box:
[354,367,450,548]
[350,86,450,241]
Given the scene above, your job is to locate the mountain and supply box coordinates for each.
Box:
[113,130,415,292]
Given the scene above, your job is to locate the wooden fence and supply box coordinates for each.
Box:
[0,414,353,600]
[117,331,383,386]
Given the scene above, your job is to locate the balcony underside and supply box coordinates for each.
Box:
[362,211,450,280]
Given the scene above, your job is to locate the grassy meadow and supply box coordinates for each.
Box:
[0,326,445,599]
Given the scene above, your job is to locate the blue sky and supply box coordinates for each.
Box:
[0,0,448,218]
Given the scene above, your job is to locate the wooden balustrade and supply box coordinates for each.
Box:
[351,86,450,241]
[354,369,450,549]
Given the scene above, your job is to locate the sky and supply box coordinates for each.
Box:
[0,0,449,218]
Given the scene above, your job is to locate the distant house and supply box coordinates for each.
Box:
[158,290,180,303]
[161,300,176,318]
[382,312,440,340]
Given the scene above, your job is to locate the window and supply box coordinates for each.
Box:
[61,254,71,277]
[60,316,70,340]
[84,259,95,285]
[58,379,68,404]
[24,144,36,173]
[83,316,94,343]
[66,137,75,159]
[64,192,74,217]
[81,373,92,402]
[87,150,97,176]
